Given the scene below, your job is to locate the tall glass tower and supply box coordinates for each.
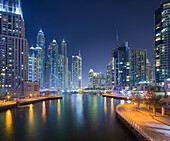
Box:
[28,46,35,82]
[35,29,45,89]
[72,51,82,90]
[0,0,28,96]
[61,39,68,90]
[48,39,58,89]
[111,42,131,86]
[154,0,170,84]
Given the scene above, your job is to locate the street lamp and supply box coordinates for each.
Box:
[7,96,10,101]
[134,102,137,110]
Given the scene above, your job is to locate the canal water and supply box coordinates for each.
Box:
[0,94,138,141]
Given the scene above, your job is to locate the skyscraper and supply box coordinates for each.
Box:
[106,62,112,89]
[57,54,65,90]
[28,46,35,82]
[35,29,45,89]
[68,71,71,90]
[0,0,28,96]
[88,69,101,89]
[131,49,147,84]
[88,69,94,89]
[61,39,68,90]
[146,59,153,83]
[154,0,170,84]
[48,39,58,89]
[72,51,82,90]
[111,42,131,86]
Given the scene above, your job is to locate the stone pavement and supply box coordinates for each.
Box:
[116,104,170,141]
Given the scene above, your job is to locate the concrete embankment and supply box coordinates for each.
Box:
[102,94,132,100]
[116,104,170,141]
[0,96,63,111]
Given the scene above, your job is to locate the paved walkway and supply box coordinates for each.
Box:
[138,106,170,126]
[0,96,63,108]
[0,101,16,107]
[102,94,132,100]
[116,104,170,141]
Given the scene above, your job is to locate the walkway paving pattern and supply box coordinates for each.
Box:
[116,104,170,141]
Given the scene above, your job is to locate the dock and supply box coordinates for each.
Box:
[102,94,132,100]
[0,95,63,111]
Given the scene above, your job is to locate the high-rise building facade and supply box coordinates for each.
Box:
[131,49,147,84]
[111,42,131,86]
[35,29,45,89]
[88,69,101,89]
[146,59,153,83]
[88,69,94,89]
[48,39,58,89]
[61,39,68,90]
[28,46,35,82]
[106,62,112,89]
[0,0,28,96]
[154,0,170,84]
[68,71,71,90]
[58,54,65,90]
[72,51,82,90]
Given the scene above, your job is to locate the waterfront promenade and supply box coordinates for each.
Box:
[116,104,170,141]
[102,93,132,100]
[0,95,63,111]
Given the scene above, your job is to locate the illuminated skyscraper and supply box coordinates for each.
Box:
[28,46,35,82]
[131,49,147,84]
[0,0,28,96]
[111,42,131,86]
[88,69,101,89]
[61,39,68,90]
[35,29,45,89]
[68,71,71,90]
[146,59,153,83]
[58,54,65,90]
[106,62,112,89]
[88,69,94,89]
[72,51,82,90]
[154,0,170,84]
[48,39,58,89]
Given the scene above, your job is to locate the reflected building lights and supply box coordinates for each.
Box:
[5,110,13,139]
[42,101,46,124]
[76,95,83,125]
[29,104,34,125]
[58,99,61,119]
[110,98,114,117]
[104,97,107,115]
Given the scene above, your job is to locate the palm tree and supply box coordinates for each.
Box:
[133,95,143,110]
[144,95,162,116]
[159,97,167,116]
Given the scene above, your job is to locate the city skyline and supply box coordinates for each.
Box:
[23,0,162,87]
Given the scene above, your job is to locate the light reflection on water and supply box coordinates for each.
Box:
[0,94,138,141]
[5,110,13,140]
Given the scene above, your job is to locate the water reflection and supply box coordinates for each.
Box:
[0,94,137,141]
[29,104,34,125]
[5,110,13,139]
[104,97,107,115]
[76,95,83,126]
[42,101,46,124]
[110,98,114,118]
[57,99,61,119]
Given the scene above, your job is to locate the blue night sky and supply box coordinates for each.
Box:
[23,0,161,87]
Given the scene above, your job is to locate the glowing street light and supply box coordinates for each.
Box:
[7,96,10,101]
